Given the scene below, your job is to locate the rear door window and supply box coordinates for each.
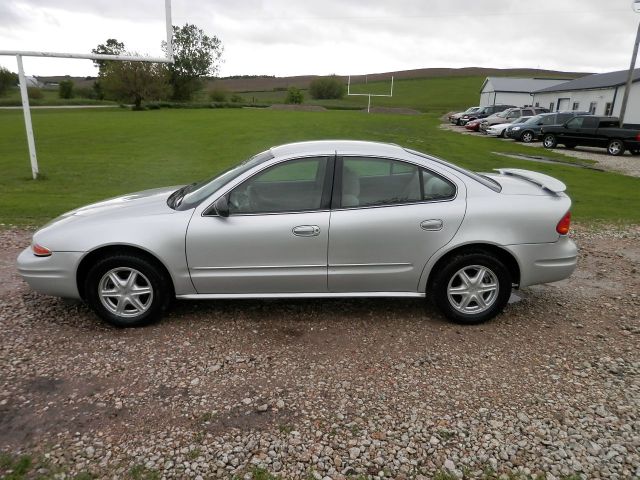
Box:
[339,157,455,208]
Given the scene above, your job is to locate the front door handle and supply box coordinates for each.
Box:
[420,219,443,231]
[292,225,321,237]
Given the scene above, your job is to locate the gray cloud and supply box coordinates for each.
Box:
[0,0,637,76]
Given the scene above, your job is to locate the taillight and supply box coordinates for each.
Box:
[635,132,640,141]
[32,243,52,257]
[556,211,571,235]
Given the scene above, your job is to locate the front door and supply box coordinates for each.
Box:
[328,156,466,293]
[186,156,333,294]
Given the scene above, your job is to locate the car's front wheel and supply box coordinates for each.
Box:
[542,134,557,149]
[607,139,625,156]
[521,130,534,143]
[85,254,172,327]
[431,253,512,324]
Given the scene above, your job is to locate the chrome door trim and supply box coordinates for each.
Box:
[177,291,426,299]
[191,264,325,271]
[328,262,412,267]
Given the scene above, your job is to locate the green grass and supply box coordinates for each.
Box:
[237,76,490,113]
[0,87,116,107]
[0,108,638,226]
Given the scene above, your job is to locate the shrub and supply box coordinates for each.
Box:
[0,67,18,96]
[285,86,304,104]
[27,87,43,99]
[209,87,228,102]
[309,75,345,100]
[74,86,98,99]
[230,94,244,103]
[59,79,74,98]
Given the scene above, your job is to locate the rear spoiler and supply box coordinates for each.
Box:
[494,168,566,193]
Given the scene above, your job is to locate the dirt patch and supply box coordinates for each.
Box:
[366,106,422,115]
[268,104,327,112]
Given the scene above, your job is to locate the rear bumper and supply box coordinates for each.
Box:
[17,248,83,299]
[505,236,578,288]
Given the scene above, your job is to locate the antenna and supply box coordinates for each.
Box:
[347,75,394,113]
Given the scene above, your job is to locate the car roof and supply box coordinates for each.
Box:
[270,140,407,157]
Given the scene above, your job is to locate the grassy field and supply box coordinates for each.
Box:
[234,76,485,113]
[1,107,638,225]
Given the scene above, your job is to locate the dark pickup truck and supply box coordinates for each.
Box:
[541,116,640,156]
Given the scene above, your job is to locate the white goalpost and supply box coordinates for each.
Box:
[347,75,394,113]
[0,0,175,179]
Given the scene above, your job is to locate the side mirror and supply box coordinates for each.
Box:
[214,195,229,217]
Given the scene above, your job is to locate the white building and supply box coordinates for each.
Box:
[532,69,640,125]
[479,77,571,107]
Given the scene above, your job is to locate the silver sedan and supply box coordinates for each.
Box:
[17,141,577,327]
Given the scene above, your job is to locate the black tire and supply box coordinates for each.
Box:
[607,139,625,156]
[430,252,512,325]
[542,134,557,149]
[521,130,535,143]
[85,254,172,327]
[499,129,506,138]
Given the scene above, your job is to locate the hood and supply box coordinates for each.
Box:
[38,186,181,233]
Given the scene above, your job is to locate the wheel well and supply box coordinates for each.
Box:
[76,245,175,300]
[426,243,521,290]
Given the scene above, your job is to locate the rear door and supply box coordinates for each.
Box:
[327,156,466,293]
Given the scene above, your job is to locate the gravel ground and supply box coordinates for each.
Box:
[439,123,640,178]
[1,226,639,480]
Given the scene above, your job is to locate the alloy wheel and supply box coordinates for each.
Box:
[446,265,499,314]
[98,267,154,317]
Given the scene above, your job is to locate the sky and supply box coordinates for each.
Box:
[0,0,638,78]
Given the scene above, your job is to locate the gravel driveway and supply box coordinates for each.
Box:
[1,227,638,480]
[439,123,640,178]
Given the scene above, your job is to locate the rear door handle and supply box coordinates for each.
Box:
[292,225,321,237]
[420,219,443,231]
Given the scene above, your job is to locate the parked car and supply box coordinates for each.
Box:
[464,118,484,131]
[508,111,591,143]
[17,141,577,327]
[449,106,481,125]
[541,116,640,155]
[480,107,549,133]
[486,116,532,137]
[459,105,515,125]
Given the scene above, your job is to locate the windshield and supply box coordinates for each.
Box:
[523,115,543,124]
[169,149,274,210]
[515,116,533,124]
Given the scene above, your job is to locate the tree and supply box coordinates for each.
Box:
[92,39,125,100]
[163,24,223,100]
[92,39,125,75]
[309,75,346,100]
[285,86,304,104]
[0,67,18,96]
[101,57,170,110]
[59,79,74,99]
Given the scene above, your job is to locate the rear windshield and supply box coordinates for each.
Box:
[405,149,501,192]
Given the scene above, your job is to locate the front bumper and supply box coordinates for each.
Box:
[506,236,578,288]
[17,248,83,299]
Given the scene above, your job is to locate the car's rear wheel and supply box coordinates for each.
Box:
[85,254,172,327]
[431,253,512,324]
[543,134,557,149]
[607,139,625,156]
[521,131,534,143]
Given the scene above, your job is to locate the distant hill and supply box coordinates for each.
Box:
[209,67,590,92]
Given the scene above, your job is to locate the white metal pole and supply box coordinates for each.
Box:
[16,55,39,179]
[165,0,174,60]
[619,20,640,127]
[367,95,371,113]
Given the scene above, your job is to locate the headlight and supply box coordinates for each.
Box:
[512,126,521,131]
